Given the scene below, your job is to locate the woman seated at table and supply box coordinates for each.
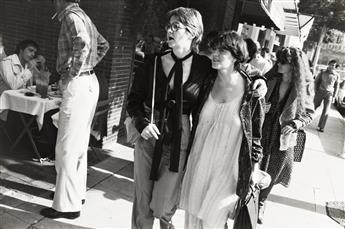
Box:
[0,39,56,160]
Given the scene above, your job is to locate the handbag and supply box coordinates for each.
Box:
[293,129,306,162]
[233,186,259,229]
[125,56,157,144]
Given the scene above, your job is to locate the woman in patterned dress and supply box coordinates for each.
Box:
[258,47,315,224]
[179,31,265,228]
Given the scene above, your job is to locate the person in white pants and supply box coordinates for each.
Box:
[40,0,109,219]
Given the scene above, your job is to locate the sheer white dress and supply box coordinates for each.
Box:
[180,93,243,228]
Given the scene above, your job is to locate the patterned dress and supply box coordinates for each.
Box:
[180,92,243,228]
[261,76,293,187]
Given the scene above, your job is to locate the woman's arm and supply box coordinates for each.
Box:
[293,81,315,128]
[250,97,265,185]
[126,56,151,134]
[251,97,265,163]
[314,71,322,91]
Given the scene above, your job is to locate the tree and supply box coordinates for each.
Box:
[299,0,345,71]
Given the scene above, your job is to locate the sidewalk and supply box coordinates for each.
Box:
[0,106,344,229]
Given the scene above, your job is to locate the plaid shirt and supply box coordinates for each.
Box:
[56,3,109,79]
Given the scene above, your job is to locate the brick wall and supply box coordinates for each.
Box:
[0,0,136,146]
[0,0,239,147]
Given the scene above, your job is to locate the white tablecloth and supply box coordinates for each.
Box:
[0,89,61,130]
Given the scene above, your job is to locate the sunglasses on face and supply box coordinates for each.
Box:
[165,23,187,32]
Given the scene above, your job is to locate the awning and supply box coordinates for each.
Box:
[276,13,314,38]
[238,0,285,31]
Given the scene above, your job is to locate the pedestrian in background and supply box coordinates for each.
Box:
[245,38,272,75]
[314,59,340,132]
[261,47,273,66]
[258,47,314,224]
[40,0,109,219]
[179,30,265,229]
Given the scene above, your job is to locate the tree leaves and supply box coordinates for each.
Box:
[299,0,345,32]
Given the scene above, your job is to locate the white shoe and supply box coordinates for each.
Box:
[32,157,55,164]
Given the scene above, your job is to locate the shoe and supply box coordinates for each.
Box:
[318,128,324,132]
[49,192,85,205]
[32,157,55,165]
[40,207,80,219]
[257,201,265,224]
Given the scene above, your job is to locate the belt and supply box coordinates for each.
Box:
[79,70,94,77]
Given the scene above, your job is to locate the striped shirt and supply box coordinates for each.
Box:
[56,3,109,79]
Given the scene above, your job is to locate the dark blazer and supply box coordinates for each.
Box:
[127,52,211,134]
[188,69,265,199]
[127,51,212,179]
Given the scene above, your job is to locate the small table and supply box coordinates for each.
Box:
[0,88,61,162]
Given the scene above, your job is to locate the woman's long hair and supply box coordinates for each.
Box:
[276,47,313,113]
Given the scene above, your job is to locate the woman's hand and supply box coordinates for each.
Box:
[141,123,160,140]
[252,79,267,98]
[281,125,295,135]
[250,163,260,186]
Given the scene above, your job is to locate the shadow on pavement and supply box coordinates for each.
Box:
[269,193,325,214]
[326,201,345,227]
[316,115,345,159]
[0,202,91,229]
[0,179,50,197]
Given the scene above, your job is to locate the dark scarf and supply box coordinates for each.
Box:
[149,51,193,180]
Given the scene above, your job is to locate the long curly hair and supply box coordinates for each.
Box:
[276,47,313,112]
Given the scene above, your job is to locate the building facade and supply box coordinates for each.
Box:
[0,0,309,147]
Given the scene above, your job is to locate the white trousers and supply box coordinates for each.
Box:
[52,74,99,212]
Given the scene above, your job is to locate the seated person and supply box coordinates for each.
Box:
[0,39,47,94]
[0,39,57,160]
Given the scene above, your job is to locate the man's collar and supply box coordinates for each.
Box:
[4,54,25,68]
[57,3,79,22]
[10,54,21,66]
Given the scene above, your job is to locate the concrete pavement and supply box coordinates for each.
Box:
[0,106,344,229]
